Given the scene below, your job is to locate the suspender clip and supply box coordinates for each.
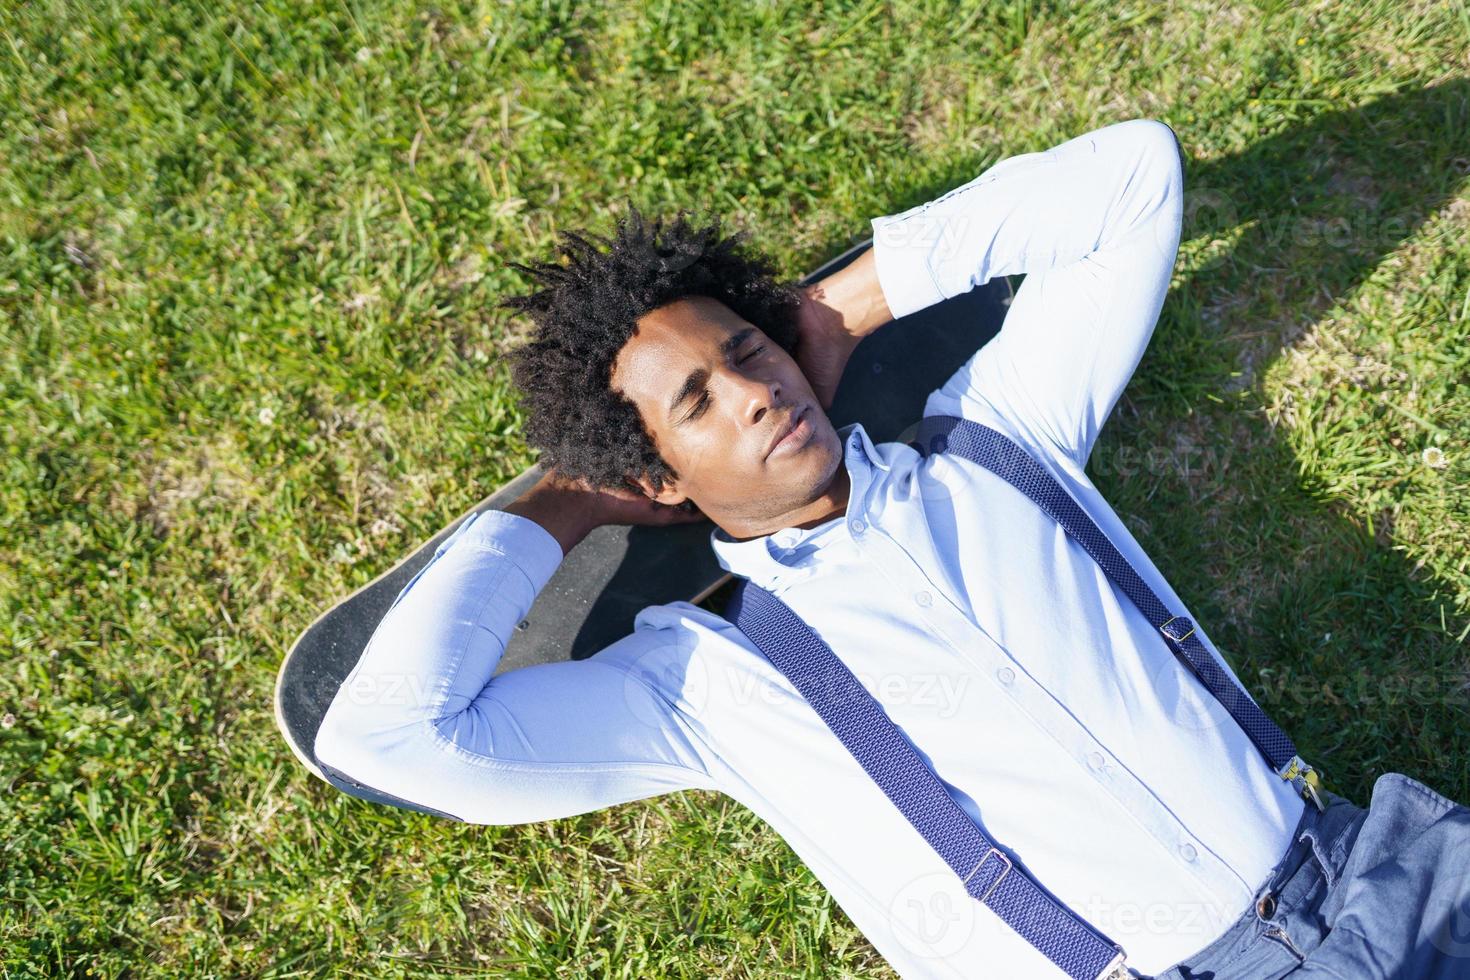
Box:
[1280,755,1326,812]
[1095,949,1131,980]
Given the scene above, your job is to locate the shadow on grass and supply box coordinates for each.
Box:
[1091,78,1470,804]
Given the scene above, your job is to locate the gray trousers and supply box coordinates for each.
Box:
[1152,772,1470,978]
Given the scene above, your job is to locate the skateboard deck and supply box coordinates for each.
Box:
[276,238,1015,815]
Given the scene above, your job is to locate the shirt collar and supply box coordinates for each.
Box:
[709,421,882,590]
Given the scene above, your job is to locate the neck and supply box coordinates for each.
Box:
[718,464,851,543]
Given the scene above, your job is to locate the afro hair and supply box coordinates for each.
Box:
[500,203,803,500]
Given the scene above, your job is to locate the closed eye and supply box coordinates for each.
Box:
[688,391,710,420]
[685,345,766,422]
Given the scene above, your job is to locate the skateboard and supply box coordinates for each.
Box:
[275,237,1016,816]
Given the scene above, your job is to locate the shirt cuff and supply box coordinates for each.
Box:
[869,209,948,321]
[455,508,566,595]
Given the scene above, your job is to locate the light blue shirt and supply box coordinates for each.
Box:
[317,119,1303,979]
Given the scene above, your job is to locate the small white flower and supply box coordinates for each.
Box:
[1,713,14,729]
[356,46,373,63]
[258,406,276,426]
[1422,446,1447,469]
[473,348,489,363]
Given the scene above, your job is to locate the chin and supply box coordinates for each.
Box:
[804,423,845,482]
[762,412,841,489]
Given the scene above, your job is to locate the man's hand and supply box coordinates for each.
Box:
[790,248,893,410]
[550,468,705,529]
[502,466,705,557]
[793,287,862,411]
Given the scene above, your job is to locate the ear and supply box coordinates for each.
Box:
[627,471,687,508]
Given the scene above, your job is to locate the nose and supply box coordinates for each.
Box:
[735,370,781,428]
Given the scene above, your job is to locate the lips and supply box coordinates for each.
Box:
[766,405,808,459]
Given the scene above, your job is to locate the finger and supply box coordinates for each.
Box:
[652,500,703,521]
[659,508,708,524]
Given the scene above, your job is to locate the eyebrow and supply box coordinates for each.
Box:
[667,326,758,423]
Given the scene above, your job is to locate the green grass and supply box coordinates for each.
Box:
[3,0,1468,975]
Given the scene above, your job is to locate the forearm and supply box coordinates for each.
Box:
[868,119,1182,320]
[795,120,1177,344]
[800,247,893,343]
[315,475,590,742]
[500,476,598,558]
[917,119,1184,466]
[317,509,565,737]
[312,504,717,823]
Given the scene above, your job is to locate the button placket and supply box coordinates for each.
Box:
[845,514,1250,902]
[957,631,1242,891]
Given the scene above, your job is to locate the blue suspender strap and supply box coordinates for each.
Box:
[727,581,1128,980]
[912,414,1322,811]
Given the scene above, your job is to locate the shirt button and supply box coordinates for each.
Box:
[914,590,932,607]
[996,666,1015,686]
[1087,751,1106,771]
[1179,842,1198,863]
[850,519,866,535]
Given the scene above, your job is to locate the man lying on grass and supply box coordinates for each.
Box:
[315,119,1470,979]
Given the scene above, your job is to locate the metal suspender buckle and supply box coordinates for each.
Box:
[962,847,1013,904]
[1280,755,1326,812]
[1159,615,1196,644]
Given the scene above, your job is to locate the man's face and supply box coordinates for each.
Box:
[609,295,844,535]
